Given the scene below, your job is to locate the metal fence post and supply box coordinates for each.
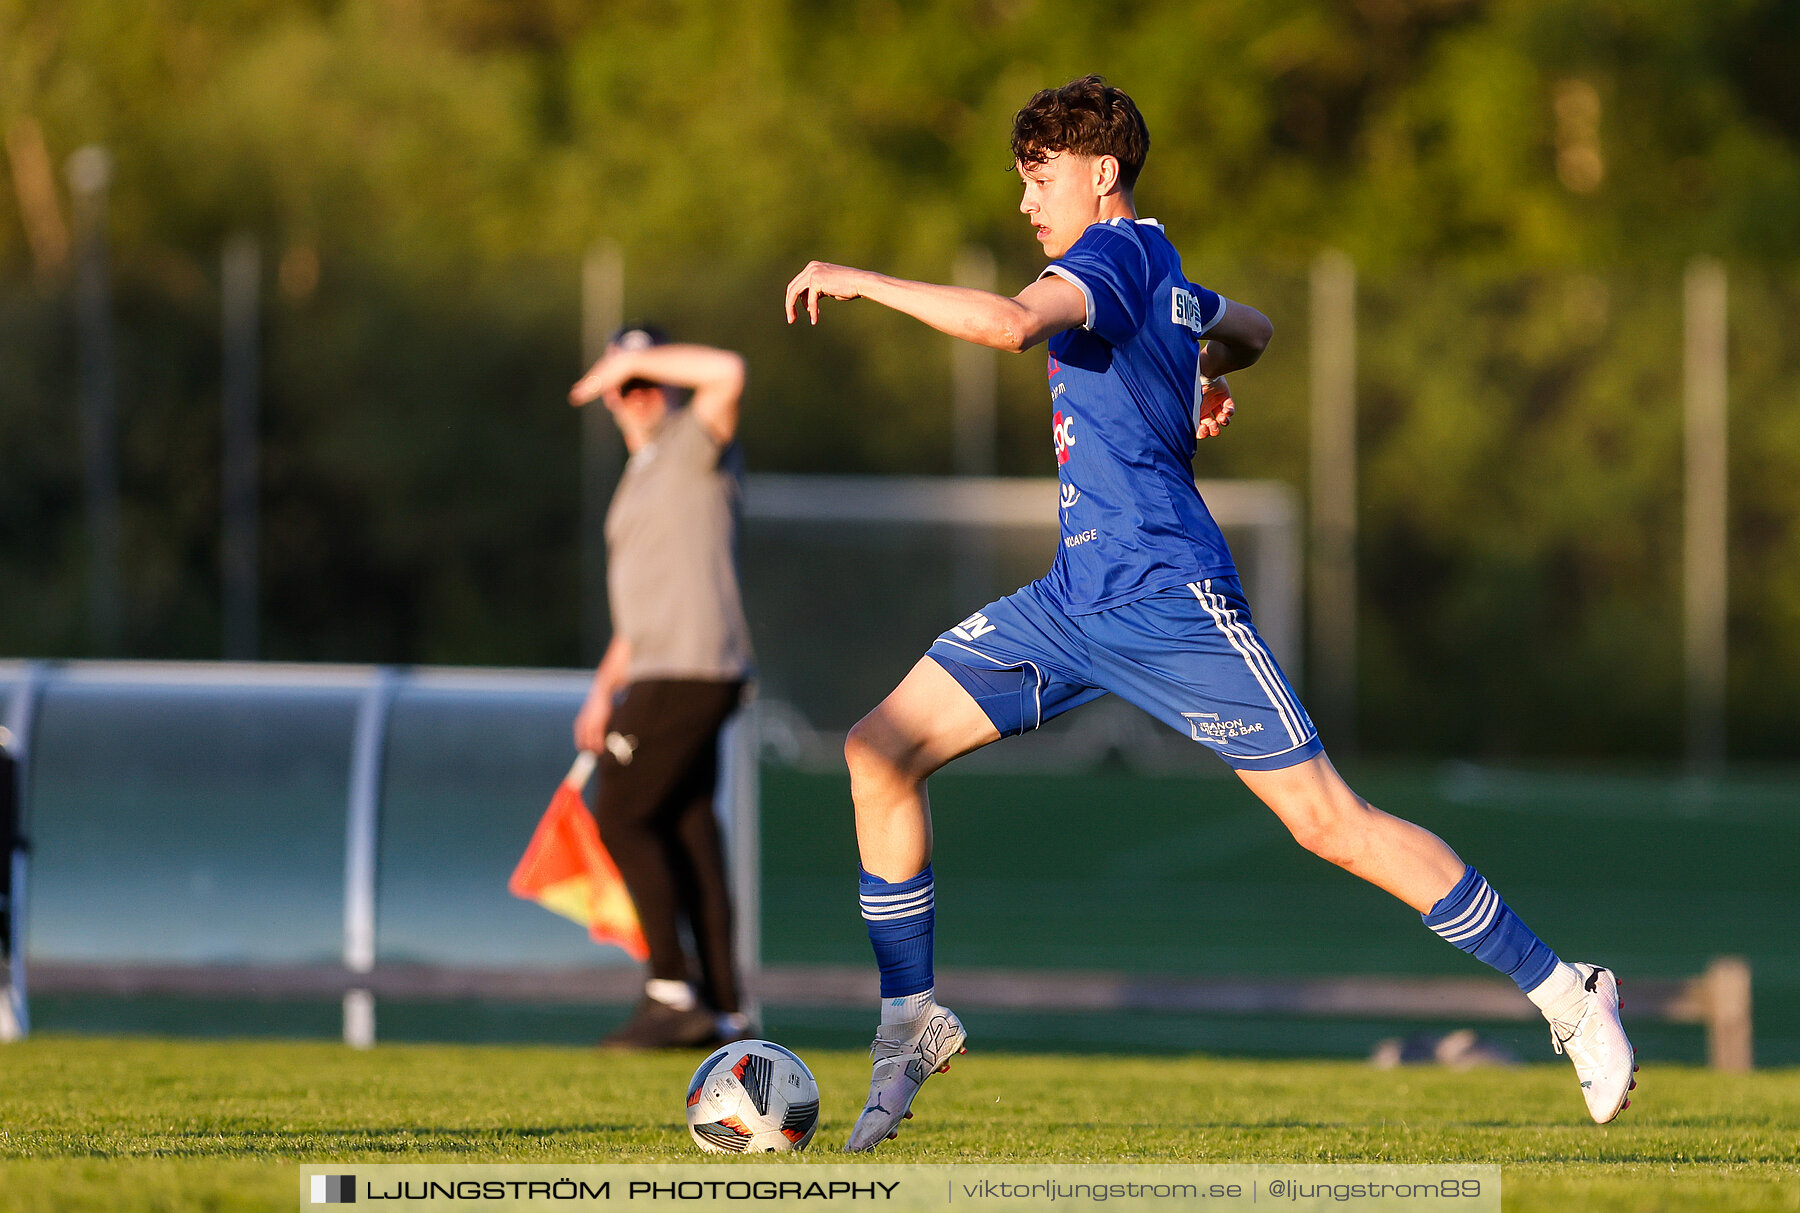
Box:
[580,241,624,666]
[1683,258,1728,773]
[1309,250,1358,747]
[952,245,998,477]
[221,233,262,661]
[1705,955,1753,1072]
[951,247,1001,611]
[68,147,121,655]
[343,667,400,1048]
[719,697,762,1029]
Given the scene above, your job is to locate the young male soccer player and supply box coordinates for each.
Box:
[786,76,1636,1150]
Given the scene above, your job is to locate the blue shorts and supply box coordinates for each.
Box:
[928,577,1323,772]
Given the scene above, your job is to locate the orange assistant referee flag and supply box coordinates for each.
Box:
[508,751,650,961]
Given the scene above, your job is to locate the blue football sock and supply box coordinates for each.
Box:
[859,865,935,1001]
[1423,865,1560,994]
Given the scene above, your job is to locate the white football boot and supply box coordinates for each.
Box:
[843,1004,968,1152]
[1546,963,1637,1123]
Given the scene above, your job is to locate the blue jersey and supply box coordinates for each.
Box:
[1038,218,1238,614]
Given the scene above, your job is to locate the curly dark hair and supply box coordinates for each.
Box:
[1010,75,1150,188]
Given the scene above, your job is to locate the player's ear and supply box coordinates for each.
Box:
[1093,155,1121,197]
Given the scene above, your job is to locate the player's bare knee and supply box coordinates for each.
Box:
[1278,795,1371,868]
[1300,822,1363,870]
[843,713,884,763]
[844,713,922,790]
[853,695,955,781]
[842,721,885,786]
[1281,811,1332,861]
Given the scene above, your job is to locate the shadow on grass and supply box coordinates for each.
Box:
[39,1124,669,1160]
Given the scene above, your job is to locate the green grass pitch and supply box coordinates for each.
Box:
[1,1037,1795,1212]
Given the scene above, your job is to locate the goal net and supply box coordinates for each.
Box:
[739,474,1301,774]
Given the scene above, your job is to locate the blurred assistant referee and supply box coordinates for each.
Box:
[569,326,754,1050]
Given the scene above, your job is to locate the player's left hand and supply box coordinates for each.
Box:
[785,261,865,325]
[1196,376,1235,441]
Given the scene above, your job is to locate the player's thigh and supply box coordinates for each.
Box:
[924,583,1105,738]
[1234,752,1358,832]
[857,582,1106,780]
[847,656,1002,784]
[1234,753,1386,869]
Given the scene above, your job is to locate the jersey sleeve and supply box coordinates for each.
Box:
[1039,224,1151,347]
[1191,288,1227,335]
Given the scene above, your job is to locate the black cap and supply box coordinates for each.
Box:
[610,325,668,394]
[610,324,668,350]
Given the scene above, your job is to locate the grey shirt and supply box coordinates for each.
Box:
[605,406,753,682]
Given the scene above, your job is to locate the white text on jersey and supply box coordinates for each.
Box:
[951,612,997,641]
[1171,287,1211,335]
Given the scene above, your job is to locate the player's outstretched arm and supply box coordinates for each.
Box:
[785,261,1086,353]
[570,343,746,443]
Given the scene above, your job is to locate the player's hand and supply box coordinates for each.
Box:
[1196,376,1235,441]
[784,261,865,325]
[573,690,614,753]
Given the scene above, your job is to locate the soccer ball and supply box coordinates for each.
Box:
[685,1039,821,1153]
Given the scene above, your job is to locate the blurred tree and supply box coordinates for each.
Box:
[1,0,1797,756]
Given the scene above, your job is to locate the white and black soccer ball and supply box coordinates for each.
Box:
[685,1039,820,1153]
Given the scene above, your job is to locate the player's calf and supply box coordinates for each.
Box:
[1240,756,1466,910]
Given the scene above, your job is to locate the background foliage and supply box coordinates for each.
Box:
[3,0,1799,757]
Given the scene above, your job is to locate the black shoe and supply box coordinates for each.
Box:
[600,996,721,1050]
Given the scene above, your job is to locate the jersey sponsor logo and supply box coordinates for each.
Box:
[1059,481,1081,510]
[1063,529,1098,548]
[951,611,997,642]
[1182,711,1266,747]
[1171,287,1212,335]
[1052,410,1076,465]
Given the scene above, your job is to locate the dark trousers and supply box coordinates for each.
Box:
[589,678,744,1014]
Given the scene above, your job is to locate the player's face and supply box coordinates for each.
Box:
[1017,152,1106,259]
[605,381,669,431]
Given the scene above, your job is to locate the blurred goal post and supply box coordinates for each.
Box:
[741,474,1302,674]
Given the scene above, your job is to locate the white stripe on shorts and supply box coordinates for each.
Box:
[1190,581,1308,746]
[1201,579,1308,742]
